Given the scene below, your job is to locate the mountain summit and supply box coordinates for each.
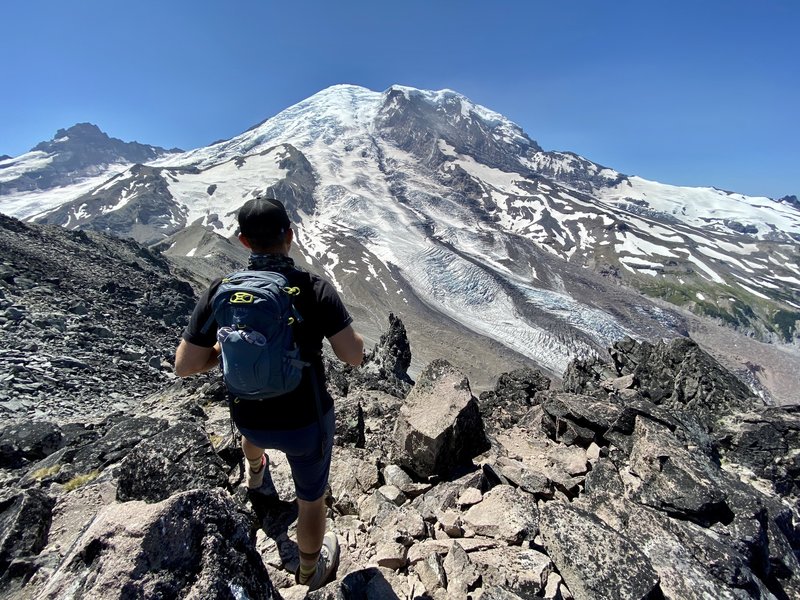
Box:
[1,84,798,388]
[0,123,179,219]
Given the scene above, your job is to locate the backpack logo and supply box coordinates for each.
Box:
[203,270,309,400]
[230,291,255,304]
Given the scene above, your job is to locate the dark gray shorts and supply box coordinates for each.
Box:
[238,407,334,501]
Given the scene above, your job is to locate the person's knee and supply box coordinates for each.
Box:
[297,495,326,513]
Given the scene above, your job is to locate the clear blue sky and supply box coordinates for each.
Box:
[1,0,797,198]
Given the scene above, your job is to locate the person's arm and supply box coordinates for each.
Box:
[175,340,221,377]
[328,325,364,367]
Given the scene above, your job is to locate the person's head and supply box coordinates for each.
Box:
[237,197,292,254]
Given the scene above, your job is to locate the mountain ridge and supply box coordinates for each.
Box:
[1,84,798,379]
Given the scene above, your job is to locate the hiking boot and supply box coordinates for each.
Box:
[246,454,267,489]
[296,532,340,591]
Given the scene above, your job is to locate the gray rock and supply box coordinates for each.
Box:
[443,541,481,598]
[495,456,554,498]
[0,489,55,580]
[609,337,759,428]
[413,551,447,593]
[0,420,63,468]
[40,489,278,599]
[410,470,483,522]
[471,546,552,598]
[393,359,488,478]
[539,501,661,600]
[625,417,731,525]
[462,484,538,544]
[478,367,551,431]
[479,586,529,600]
[329,448,380,515]
[116,421,229,503]
[70,416,170,476]
[716,406,800,497]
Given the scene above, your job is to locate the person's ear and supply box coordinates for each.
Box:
[238,233,253,249]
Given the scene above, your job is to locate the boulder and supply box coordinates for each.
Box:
[443,541,481,598]
[539,501,661,600]
[116,421,229,503]
[69,416,170,477]
[470,546,552,597]
[0,489,55,581]
[393,360,488,478]
[0,421,64,468]
[478,367,551,430]
[462,485,538,545]
[624,417,731,525]
[39,489,278,599]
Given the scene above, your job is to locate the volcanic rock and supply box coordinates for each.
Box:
[393,359,488,478]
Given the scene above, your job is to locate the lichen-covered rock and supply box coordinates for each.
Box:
[0,489,54,583]
[539,501,661,600]
[393,360,488,478]
[624,417,731,525]
[39,489,278,599]
[116,421,229,503]
[716,406,800,497]
[0,421,64,469]
[470,546,552,597]
[478,367,551,430]
[609,337,759,428]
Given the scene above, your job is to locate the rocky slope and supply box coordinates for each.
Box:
[0,212,195,422]
[0,209,798,599]
[0,211,800,600]
[1,314,798,599]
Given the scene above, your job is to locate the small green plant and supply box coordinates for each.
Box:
[64,470,100,492]
[31,464,61,480]
[209,434,224,449]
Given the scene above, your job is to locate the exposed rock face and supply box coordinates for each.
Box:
[0,123,178,196]
[393,359,488,478]
[564,336,758,430]
[116,421,229,503]
[539,501,661,600]
[0,489,55,582]
[39,489,277,599]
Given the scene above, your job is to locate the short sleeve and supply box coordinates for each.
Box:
[181,279,222,347]
[314,278,354,339]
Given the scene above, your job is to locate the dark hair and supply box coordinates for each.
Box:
[237,197,291,250]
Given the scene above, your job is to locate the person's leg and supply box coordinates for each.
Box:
[242,436,267,488]
[296,495,327,582]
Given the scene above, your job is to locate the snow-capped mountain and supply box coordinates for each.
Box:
[1,85,799,383]
[0,123,180,220]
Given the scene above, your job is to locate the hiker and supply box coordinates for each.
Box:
[174,196,364,591]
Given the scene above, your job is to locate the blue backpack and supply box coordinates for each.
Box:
[203,270,309,400]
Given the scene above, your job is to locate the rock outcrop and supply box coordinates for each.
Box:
[393,359,488,479]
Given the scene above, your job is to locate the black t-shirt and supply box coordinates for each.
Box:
[182,266,353,430]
